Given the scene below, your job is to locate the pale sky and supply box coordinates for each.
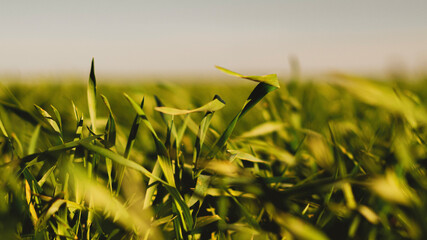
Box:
[1,0,426,79]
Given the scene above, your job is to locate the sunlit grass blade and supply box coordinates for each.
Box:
[35,199,67,232]
[50,105,62,133]
[28,124,41,155]
[228,150,269,164]
[272,212,330,240]
[25,180,38,227]
[155,97,225,115]
[0,113,9,137]
[188,174,211,208]
[369,169,420,206]
[70,167,162,239]
[88,58,97,133]
[34,104,63,143]
[215,66,280,88]
[81,142,193,231]
[238,122,284,138]
[165,186,194,232]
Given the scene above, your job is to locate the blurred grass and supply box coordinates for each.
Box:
[1,67,427,239]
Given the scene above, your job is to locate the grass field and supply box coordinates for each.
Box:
[1,61,427,239]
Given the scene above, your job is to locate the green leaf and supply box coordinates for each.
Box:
[88,58,97,132]
[155,98,225,115]
[28,124,41,155]
[273,212,329,240]
[36,199,67,231]
[69,167,160,238]
[124,93,175,186]
[215,66,280,88]
[193,215,221,229]
[0,114,9,138]
[34,105,63,142]
[154,95,172,125]
[80,142,193,231]
[100,94,116,148]
[228,149,269,164]
[369,169,420,206]
[22,135,102,163]
[165,186,194,232]
[0,100,39,125]
[50,105,62,133]
[333,73,427,127]
[116,98,144,194]
[188,174,211,208]
[80,142,168,185]
[193,95,224,172]
[208,79,278,158]
[239,122,284,138]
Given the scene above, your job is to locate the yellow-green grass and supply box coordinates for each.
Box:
[1,62,427,239]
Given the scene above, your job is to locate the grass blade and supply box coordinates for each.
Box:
[208,81,279,158]
[215,66,280,88]
[155,97,225,116]
[100,94,116,148]
[88,58,97,133]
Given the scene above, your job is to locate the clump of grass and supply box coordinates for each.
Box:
[1,60,427,239]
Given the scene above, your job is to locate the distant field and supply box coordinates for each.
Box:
[1,65,427,239]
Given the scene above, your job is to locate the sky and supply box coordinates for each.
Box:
[1,0,426,79]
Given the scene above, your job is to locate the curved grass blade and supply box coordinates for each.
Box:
[228,150,269,165]
[155,98,225,116]
[273,212,329,240]
[154,95,172,125]
[28,124,41,155]
[116,98,144,194]
[25,180,39,226]
[100,95,116,191]
[36,199,67,232]
[165,186,194,232]
[192,215,221,233]
[124,94,193,232]
[100,94,116,148]
[70,167,162,239]
[124,93,175,186]
[50,105,62,133]
[239,122,284,138]
[80,142,193,231]
[0,100,39,125]
[208,80,279,159]
[34,104,63,143]
[226,188,260,230]
[215,66,280,88]
[193,95,225,172]
[22,135,102,164]
[80,142,167,185]
[0,114,9,137]
[69,113,83,163]
[193,113,213,168]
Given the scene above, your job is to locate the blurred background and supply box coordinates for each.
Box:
[1,0,426,82]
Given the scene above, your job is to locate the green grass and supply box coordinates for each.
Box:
[1,61,427,239]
